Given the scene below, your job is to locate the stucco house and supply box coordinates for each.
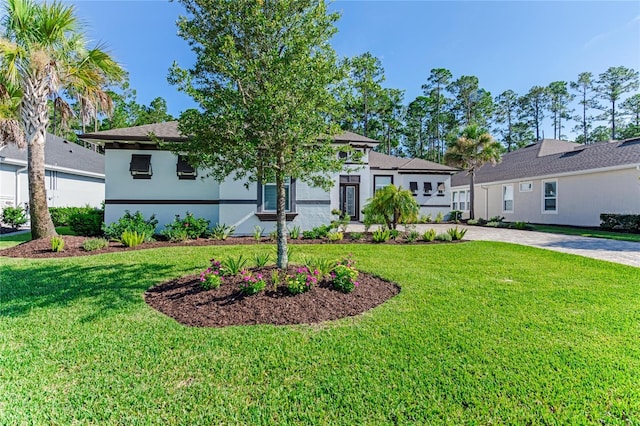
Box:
[80,121,458,234]
[450,138,640,226]
[0,133,105,211]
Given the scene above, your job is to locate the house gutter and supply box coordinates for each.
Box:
[480,185,489,219]
[0,158,104,180]
[15,165,27,206]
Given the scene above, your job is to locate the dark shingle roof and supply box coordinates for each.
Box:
[451,138,640,187]
[1,133,104,175]
[369,151,459,173]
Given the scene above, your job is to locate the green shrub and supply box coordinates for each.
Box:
[434,212,444,223]
[600,213,640,232]
[221,255,248,276]
[362,185,419,230]
[253,225,263,241]
[467,219,480,225]
[50,236,65,252]
[510,221,533,230]
[200,271,223,290]
[163,212,210,240]
[422,228,437,242]
[119,230,146,248]
[286,266,319,295]
[289,225,301,239]
[331,255,359,293]
[211,223,235,240]
[350,232,363,241]
[327,231,343,242]
[372,227,391,243]
[449,210,463,222]
[239,270,266,295]
[435,232,453,242]
[254,252,271,268]
[81,238,109,251]
[1,206,27,229]
[486,221,501,228]
[103,210,157,242]
[406,230,420,242]
[488,215,504,223]
[301,256,334,279]
[302,224,332,239]
[446,226,467,241]
[330,209,350,233]
[69,208,104,237]
[389,229,401,240]
[419,213,432,223]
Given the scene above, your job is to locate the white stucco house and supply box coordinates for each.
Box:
[80,121,458,234]
[450,138,640,226]
[0,133,105,211]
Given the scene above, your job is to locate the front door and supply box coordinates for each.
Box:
[339,183,359,221]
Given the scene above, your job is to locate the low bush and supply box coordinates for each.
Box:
[119,230,146,248]
[446,226,467,241]
[301,256,334,279]
[372,227,391,243]
[488,215,504,223]
[327,231,343,242]
[435,232,453,242]
[466,219,480,225]
[221,255,248,276]
[510,221,534,230]
[302,224,332,239]
[254,252,271,268]
[211,223,235,240]
[103,211,157,242]
[330,209,350,233]
[406,230,420,242]
[449,210,463,222]
[286,266,319,295]
[162,226,188,242]
[253,225,263,241]
[434,212,444,223]
[389,229,401,240]
[81,238,109,251]
[239,270,266,295]
[200,270,223,290]
[1,206,27,229]
[50,236,65,252]
[289,225,301,239]
[422,228,437,242]
[485,221,501,228]
[331,256,359,293]
[600,213,640,232]
[163,212,210,240]
[350,232,363,241]
[69,208,103,237]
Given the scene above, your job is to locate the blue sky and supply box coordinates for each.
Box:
[70,0,640,136]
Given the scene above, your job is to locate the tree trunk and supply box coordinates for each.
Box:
[469,170,476,220]
[22,77,57,239]
[582,92,588,143]
[611,100,616,140]
[275,154,288,269]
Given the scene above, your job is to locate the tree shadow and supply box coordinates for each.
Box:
[0,260,175,322]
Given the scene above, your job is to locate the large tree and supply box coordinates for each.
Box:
[0,0,124,239]
[548,81,573,140]
[422,68,452,161]
[594,66,639,140]
[447,75,493,128]
[493,89,518,151]
[169,0,345,268]
[570,72,596,144]
[519,86,550,141]
[444,125,501,220]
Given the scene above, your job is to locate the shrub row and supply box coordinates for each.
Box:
[600,214,640,232]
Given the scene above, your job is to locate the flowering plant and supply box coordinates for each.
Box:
[239,269,266,295]
[286,266,319,295]
[331,255,359,293]
[200,258,224,289]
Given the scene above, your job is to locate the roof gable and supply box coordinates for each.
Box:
[369,151,458,173]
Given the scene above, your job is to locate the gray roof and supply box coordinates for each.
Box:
[451,138,640,187]
[1,133,104,175]
[80,121,380,146]
[369,151,459,173]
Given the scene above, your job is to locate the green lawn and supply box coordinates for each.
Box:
[1,242,639,424]
[0,226,75,249]
[532,224,640,243]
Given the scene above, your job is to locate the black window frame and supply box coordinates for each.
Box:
[129,154,152,179]
[176,155,197,180]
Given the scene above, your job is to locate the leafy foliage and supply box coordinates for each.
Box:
[288,225,301,240]
[446,227,467,241]
[119,230,146,248]
[362,184,419,230]
[331,255,359,293]
[211,224,235,241]
[239,270,266,295]
[162,212,210,240]
[372,227,391,243]
[50,236,65,252]
[1,206,27,229]
[103,211,157,242]
[220,255,248,277]
[286,266,319,295]
[302,224,332,240]
[81,238,109,251]
[422,228,437,242]
[69,209,104,237]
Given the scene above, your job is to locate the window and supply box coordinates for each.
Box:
[263,180,291,212]
[543,180,557,213]
[374,175,393,193]
[437,182,445,196]
[503,184,514,212]
[519,181,533,192]
[129,154,152,179]
[452,192,458,210]
[409,181,418,195]
[176,155,197,180]
[423,182,432,195]
[339,175,361,184]
[459,190,466,211]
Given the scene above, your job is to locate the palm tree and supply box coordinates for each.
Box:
[0,0,124,239]
[444,125,501,220]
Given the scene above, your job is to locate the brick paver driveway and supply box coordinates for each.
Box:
[347,223,640,268]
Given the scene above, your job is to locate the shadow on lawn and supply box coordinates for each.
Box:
[0,260,174,321]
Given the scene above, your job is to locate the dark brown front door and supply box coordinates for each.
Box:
[339,183,359,221]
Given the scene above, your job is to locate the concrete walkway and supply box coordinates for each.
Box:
[347,223,640,268]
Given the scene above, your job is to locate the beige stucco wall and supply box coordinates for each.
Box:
[453,166,640,227]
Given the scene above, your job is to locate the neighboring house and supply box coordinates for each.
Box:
[80,122,458,234]
[0,133,105,211]
[450,138,640,226]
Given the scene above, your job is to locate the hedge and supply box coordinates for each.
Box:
[600,214,640,233]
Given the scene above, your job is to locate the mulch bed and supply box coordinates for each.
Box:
[145,265,400,327]
[0,233,459,259]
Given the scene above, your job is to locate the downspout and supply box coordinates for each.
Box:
[15,165,27,206]
[480,185,489,220]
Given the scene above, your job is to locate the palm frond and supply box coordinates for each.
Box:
[0,118,25,148]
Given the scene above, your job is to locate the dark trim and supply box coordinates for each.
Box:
[397,171,457,175]
[105,199,256,205]
[255,212,299,221]
[257,178,296,213]
[87,135,187,143]
[420,204,451,208]
[296,200,331,205]
[105,143,163,150]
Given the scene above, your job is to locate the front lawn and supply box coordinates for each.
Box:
[0,226,75,249]
[1,242,639,424]
[532,224,640,243]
